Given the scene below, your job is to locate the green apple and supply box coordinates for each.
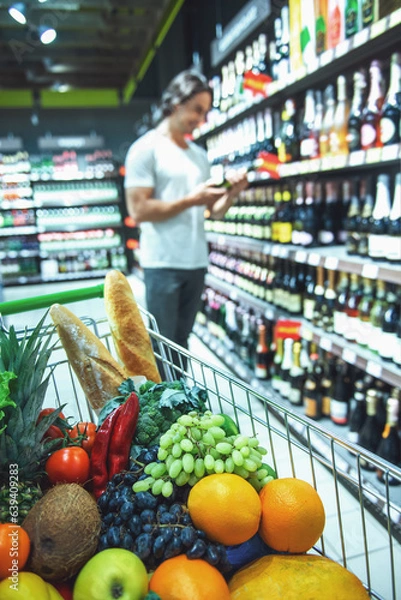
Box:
[73,549,148,600]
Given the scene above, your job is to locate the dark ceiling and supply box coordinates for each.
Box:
[0,0,182,99]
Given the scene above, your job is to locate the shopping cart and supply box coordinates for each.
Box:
[1,285,400,600]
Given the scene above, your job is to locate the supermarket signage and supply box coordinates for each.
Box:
[38,135,105,150]
[211,0,271,67]
[275,319,302,341]
[0,137,23,151]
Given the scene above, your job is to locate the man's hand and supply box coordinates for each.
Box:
[187,182,228,209]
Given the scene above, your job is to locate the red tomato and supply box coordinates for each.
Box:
[69,422,97,455]
[53,581,74,600]
[45,446,90,485]
[37,408,67,440]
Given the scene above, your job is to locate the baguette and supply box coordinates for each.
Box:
[104,270,162,382]
[49,303,127,412]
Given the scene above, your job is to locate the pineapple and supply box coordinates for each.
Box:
[0,314,65,523]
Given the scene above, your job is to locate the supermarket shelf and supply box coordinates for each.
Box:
[30,172,118,182]
[193,320,401,531]
[2,269,113,287]
[206,233,401,286]
[0,250,39,259]
[205,273,401,389]
[37,222,123,233]
[195,11,401,140]
[0,226,37,237]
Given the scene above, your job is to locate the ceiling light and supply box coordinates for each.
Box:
[8,2,27,24]
[38,25,57,44]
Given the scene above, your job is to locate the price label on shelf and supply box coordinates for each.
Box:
[217,235,226,246]
[390,8,401,28]
[381,144,400,162]
[263,243,272,255]
[279,246,289,258]
[295,250,307,263]
[332,155,348,169]
[321,156,333,171]
[366,147,382,164]
[349,150,365,167]
[353,28,369,48]
[324,256,339,270]
[342,347,357,365]
[366,360,382,379]
[370,18,387,39]
[320,337,333,352]
[272,245,280,257]
[335,39,350,58]
[320,49,334,67]
[230,289,238,302]
[361,263,379,280]
[302,326,313,342]
[308,252,321,266]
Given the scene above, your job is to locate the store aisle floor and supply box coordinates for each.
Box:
[2,275,400,600]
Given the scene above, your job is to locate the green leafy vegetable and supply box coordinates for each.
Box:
[0,371,17,434]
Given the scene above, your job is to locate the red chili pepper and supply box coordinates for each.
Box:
[107,391,140,480]
[90,406,123,499]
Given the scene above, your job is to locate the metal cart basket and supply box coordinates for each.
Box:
[1,286,400,600]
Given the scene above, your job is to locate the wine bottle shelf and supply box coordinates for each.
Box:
[193,321,401,533]
[206,234,401,286]
[0,226,38,237]
[205,273,401,389]
[195,10,401,140]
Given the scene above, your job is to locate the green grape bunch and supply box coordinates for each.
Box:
[132,411,274,498]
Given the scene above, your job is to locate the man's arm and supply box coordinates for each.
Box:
[125,184,228,224]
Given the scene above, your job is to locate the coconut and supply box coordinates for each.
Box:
[22,483,101,581]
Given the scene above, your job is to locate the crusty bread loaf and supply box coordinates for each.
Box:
[49,303,127,411]
[104,270,162,382]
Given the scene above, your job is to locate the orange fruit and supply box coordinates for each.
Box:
[259,478,325,553]
[149,554,230,600]
[187,473,261,545]
[0,523,31,580]
[229,554,370,599]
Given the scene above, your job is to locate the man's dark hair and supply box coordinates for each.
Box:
[159,69,212,118]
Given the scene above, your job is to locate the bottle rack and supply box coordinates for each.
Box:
[193,318,401,535]
[193,2,401,523]
[0,151,129,285]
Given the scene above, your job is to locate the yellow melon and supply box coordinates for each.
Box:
[229,554,370,600]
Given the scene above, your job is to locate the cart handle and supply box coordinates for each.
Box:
[0,283,104,316]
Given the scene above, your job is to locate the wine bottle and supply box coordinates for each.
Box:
[321,268,337,333]
[239,310,251,366]
[330,75,350,155]
[321,352,336,417]
[300,180,320,247]
[358,388,382,470]
[288,262,303,315]
[376,393,401,486]
[339,179,352,244]
[288,340,305,406]
[303,345,324,420]
[311,90,323,158]
[347,69,366,152]
[319,181,340,245]
[327,0,343,49]
[369,280,387,354]
[303,265,316,321]
[361,0,378,27]
[330,359,353,425]
[271,336,284,393]
[277,185,293,244]
[278,6,290,81]
[347,378,367,445]
[333,272,349,337]
[345,0,360,38]
[345,179,361,255]
[255,321,269,380]
[344,273,362,342]
[361,60,385,150]
[280,337,294,399]
[387,172,401,263]
[312,265,325,328]
[263,107,277,155]
[319,84,336,156]
[377,284,399,362]
[211,158,264,189]
[379,52,401,146]
[300,90,317,160]
[278,98,299,163]
[356,277,374,347]
[357,176,374,257]
[368,174,391,260]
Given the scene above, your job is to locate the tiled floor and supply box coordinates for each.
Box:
[1,274,400,599]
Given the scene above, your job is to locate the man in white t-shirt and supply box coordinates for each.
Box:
[124,70,247,372]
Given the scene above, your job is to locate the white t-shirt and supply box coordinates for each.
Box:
[124,129,211,269]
